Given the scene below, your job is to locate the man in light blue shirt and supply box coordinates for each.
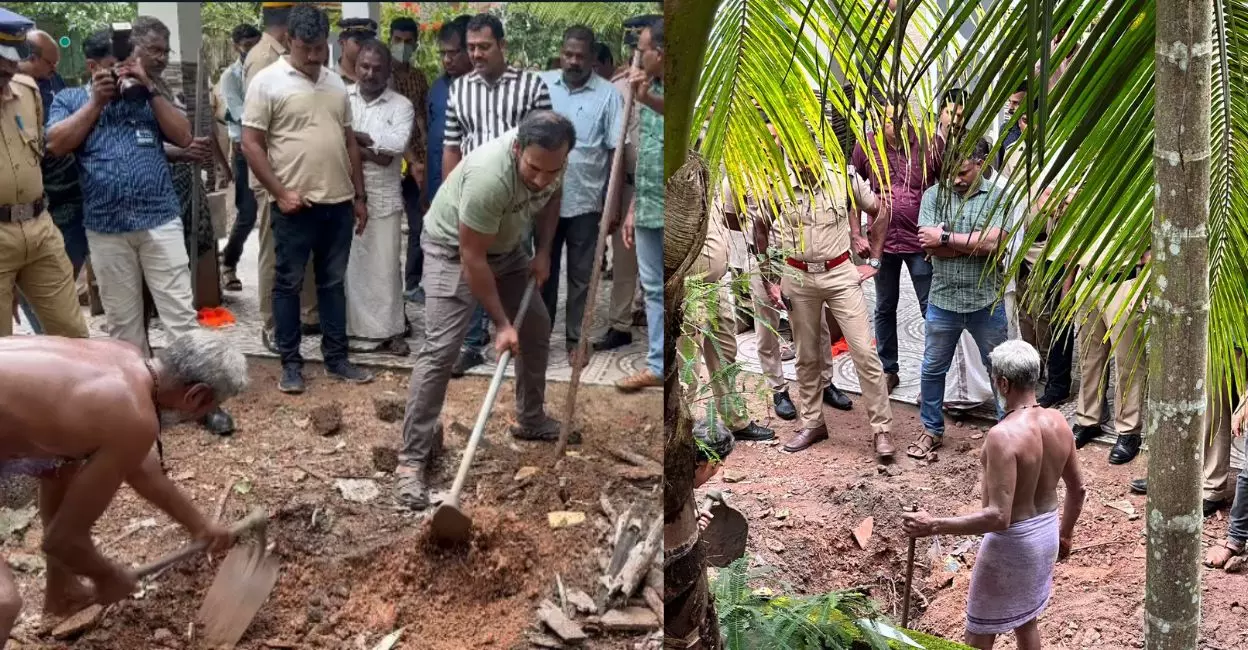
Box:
[539,26,622,351]
[219,23,262,292]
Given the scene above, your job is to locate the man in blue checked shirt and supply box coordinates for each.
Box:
[46,22,234,433]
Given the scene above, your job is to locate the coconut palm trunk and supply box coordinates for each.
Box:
[1146,0,1213,648]
[663,0,722,647]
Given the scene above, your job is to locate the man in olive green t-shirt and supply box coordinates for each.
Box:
[396,110,581,510]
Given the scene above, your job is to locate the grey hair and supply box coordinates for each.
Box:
[156,331,249,402]
[988,340,1041,391]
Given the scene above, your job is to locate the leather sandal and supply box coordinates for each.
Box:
[1203,539,1245,569]
[874,432,896,460]
[783,425,828,453]
[906,432,943,460]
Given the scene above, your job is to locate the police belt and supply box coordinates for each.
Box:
[785,250,851,273]
[0,198,45,223]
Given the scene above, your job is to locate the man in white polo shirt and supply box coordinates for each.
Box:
[241,3,373,394]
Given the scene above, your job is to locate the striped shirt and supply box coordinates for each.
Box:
[444,67,552,155]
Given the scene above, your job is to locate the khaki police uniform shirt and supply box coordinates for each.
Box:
[0,74,45,206]
[773,167,861,264]
[688,176,733,283]
[243,31,288,195]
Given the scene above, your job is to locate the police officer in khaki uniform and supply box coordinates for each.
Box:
[0,9,88,339]
[676,175,774,442]
[756,161,897,460]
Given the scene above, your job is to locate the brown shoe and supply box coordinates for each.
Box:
[874,432,896,460]
[617,369,661,392]
[886,372,900,394]
[783,425,828,453]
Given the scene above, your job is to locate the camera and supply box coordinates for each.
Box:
[110,23,150,102]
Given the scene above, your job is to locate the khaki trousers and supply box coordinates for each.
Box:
[680,279,749,431]
[608,226,639,330]
[782,262,892,433]
[749,270,833,391]
[1076,279,1145,433]
[0,213,88,338]
[256,196,319,332]
[1204,386,1235,502]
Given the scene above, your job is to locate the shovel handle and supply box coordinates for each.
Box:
[445,280,537,502]
[132,508,268,579]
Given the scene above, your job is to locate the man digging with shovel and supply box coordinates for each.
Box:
[396,110,583,510]
[0,331,247,636]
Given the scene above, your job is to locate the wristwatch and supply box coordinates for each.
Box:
[355,193,368,204]
[867,258,880,269]
[940,231,951,245]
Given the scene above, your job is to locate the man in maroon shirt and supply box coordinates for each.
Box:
[850,93,944,393]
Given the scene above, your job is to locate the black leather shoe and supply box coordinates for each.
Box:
[732,421,776,441]
[593,328,633,351]
[773,390,797,421]
[451,349,486,378]
[822,384,853,411]
[201,407,235,436]
[885,373,900,394]
[1204,498,1230,518]
[1130,478,1147,494]
[1072,424,1100,449]
[1108,433,1142,464]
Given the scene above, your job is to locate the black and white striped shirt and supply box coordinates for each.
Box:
[444,67,552,155]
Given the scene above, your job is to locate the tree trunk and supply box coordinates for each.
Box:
[663,1,720,648]
[1147,1,1213,649]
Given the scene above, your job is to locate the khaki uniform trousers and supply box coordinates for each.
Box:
[782,261,892,433]
[256,195,319,332]
[1204,385,1235,502]
[679,279,751,431]
[749,270,833,392]
[608,226,640,330]
[1076,278,1145,433]
[0,213,88,338]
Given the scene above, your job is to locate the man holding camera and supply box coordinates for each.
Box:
[46,21,233,432]
[0,8,89,340]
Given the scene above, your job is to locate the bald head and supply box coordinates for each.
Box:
[20,30,59,80]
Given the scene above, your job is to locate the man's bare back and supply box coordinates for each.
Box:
[0,333,248,637]
[0,337,158,463]
[981,405,1076,526]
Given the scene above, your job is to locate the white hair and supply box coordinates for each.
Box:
[988,340,1041,391]
[157,330,249,401]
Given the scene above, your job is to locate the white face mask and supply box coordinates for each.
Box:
[390,42,414,64]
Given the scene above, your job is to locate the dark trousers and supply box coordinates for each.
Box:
[402,175,423,292]
[874,251,933,375]
[1034,262,1075,399]
[272,201,352,366]
[221,151,258,270]
[541,212,600,344]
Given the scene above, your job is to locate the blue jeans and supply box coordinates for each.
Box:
[1230,461,1248,545]
[463,305,490,353]
[272,201,353,366]
[18,215,89,334]
[919,303,1009,435]
[402,175,422,293]
[635,226,664,375]
[874,252,933,375]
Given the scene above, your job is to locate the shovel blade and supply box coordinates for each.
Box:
[430,502,472,545]
[700,501,749,568]
[198,543,280,648]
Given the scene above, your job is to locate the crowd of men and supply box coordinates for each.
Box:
[0,1,666,629]
[688,35,1247,648]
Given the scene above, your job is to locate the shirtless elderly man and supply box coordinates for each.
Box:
[0,331,245,636]
[903,340,1086,649]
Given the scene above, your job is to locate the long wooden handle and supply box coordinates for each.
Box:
[553,50,645,462]
[131,508,267,578]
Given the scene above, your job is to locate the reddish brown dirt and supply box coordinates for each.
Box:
[3,359,661,649]
[700,393,1248,649]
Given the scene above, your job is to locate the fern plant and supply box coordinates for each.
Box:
[711,557,972,650]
